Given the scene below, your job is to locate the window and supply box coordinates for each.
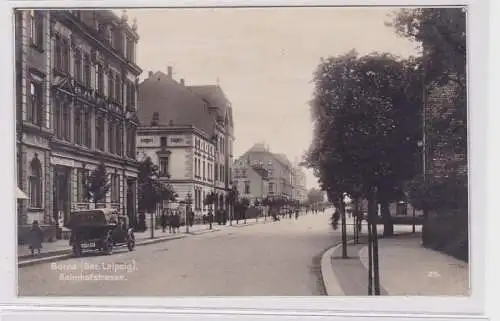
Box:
[63,105,70,141]
[54,99,70,141]
[116,122,122,156]
[108,117,115,154]
[54,36,70,74]
[219,164,223,182]
[74,49,82,82]
[108,70,115,99]
[95,64,104,94]
[159,157,169,177]
[202,161,206,180]
[83,107,91,148]
[126,125,136,158]
[29,10,44,50]
[110,174,120,203]
[83,54,92,88]
[74,105,82,145]
[76,168,88,202]
[244,181,250,194]
[96,113,105,151]
[115,74,122,103]
[214,163,218,181]
[112,28,123,53]
[126,37,135,62]
[160,136,167,148]
[27,81,43,125]
[268,182,274,194]
[28,156,42,208]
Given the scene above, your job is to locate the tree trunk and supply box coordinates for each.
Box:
[380,200,394,237]
[368,216,373,295]
[368,187,381,295]
[340,197,348,258]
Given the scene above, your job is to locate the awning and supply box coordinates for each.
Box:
[16,187,29,200]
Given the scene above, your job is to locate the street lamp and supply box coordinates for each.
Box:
[185,191,192,233]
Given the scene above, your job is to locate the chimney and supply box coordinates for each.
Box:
[167,66,173,79]
[180,78,185,86]
[148,71,153,78]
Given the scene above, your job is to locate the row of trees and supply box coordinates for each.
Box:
[303,8,467,295]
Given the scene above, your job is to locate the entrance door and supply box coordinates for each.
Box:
[53,166,71,228]
[126,178,137,227]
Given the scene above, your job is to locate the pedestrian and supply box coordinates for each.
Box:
[27,220,43,256]
[288,210,292,219]
[189,210,195,227]
[295,208,299,220]
[168,211,174,233]
[160,211,167,233]
[174,211,181,233]
[208,208,214,227]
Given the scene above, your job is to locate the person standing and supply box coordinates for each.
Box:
[27,220,43,256]
[160,211,167,233]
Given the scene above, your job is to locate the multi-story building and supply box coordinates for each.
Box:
[238,143,294,200]
[136,69,234,218]
[232,156,269,204]
[292,166,307,203]
[16,9,141,237]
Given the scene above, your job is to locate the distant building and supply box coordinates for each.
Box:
[235,143,299,202]
[136,69,234,218]
[292,166,307,203]
[16,10,141,236]
[232,156,269,204]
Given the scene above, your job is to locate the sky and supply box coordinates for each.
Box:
[121,7,419,189]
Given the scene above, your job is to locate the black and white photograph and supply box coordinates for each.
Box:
[12,5,472,300]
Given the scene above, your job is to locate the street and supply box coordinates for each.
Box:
[18,211,338,296]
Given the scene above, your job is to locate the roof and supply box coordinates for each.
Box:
[137,71,216,137]
[188,85,234,129]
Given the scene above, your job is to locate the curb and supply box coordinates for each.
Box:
[18,234,186,268]
[320,239,356,296]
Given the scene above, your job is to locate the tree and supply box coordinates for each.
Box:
[306,188,324,208]
[86,161,110,205]
[204,191,217,228]
[138,157,176,213]
[390,8,467,252]
[304,50,423,294]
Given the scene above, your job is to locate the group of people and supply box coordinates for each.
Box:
[159,209,195,234]
[269,208,301,221]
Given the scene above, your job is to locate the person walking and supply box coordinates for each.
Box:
[189,210,195,227]
[160,211,167,233]
[295,208,299,220]
[27,220,43,256]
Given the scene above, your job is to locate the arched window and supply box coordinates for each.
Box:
[29,155,42,208]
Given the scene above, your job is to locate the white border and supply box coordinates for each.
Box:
[0,0,493,320]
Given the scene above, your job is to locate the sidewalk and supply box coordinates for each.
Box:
[18,224,212,260]
[358,234,469,296]
[322,225,469,296]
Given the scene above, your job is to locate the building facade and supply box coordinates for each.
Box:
[136,125,216,217]
[292,166,307,203]
[238,143,294,200]
[232,157,269,204]
[16,9,141,235]
[137,69,235,218]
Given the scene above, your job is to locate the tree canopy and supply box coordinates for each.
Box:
[138,157,177,213]
[86,162,110,205]
[304,50,423,235]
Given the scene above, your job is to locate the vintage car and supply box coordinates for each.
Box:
[66,208,135,257]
